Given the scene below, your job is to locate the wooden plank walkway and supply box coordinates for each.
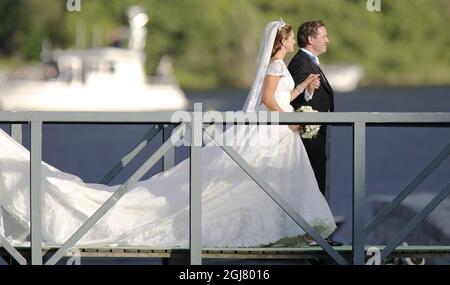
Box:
[2,245,450,261]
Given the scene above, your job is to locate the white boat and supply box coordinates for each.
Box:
[0,6,188,112]
[322,63,364,93]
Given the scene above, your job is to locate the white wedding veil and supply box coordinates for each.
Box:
[242,20,286,112]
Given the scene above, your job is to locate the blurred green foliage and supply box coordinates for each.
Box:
[0,0,449,88]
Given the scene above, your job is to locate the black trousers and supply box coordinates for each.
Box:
[301,127,327,195]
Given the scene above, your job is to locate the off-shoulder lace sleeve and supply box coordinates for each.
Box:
[265,60,286,77]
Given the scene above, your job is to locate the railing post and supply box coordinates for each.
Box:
[11,124,23,145]
[163,125,175,171]
[353,122,366,265]
[325,126,331,203]
[189,105,202,265]
[30,121,43,265]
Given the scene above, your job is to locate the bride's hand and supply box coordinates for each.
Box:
[306,75,320,95]
[295,74,319,94]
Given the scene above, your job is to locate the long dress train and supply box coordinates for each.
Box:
[0,59,336,248]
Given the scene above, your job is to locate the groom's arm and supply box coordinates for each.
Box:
[288,55,312,108]
[288,57,310,85]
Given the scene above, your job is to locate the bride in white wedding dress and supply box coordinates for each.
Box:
[0,20,336,248]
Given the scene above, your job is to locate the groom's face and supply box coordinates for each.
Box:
[310,26,329,56]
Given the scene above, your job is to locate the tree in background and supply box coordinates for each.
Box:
[0,0,449,88]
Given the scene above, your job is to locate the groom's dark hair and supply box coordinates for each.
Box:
[297,20,325,48]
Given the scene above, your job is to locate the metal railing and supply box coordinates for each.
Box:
[0,110,449,265]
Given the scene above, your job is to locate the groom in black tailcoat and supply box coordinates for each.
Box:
[288,20,342,246]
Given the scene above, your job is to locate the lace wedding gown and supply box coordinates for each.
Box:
[0,59,336,248]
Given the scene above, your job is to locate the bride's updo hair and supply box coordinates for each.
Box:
[271,24,293,57]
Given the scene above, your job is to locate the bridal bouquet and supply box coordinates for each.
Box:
[296,106,321,139]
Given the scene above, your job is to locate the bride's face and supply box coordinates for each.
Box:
[283,31,296,53]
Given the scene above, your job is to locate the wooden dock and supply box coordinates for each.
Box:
[2,245,450,264]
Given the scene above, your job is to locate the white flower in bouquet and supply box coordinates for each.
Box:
[296,106,321,139]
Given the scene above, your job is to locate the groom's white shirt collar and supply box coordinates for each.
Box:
[301,48,320,65]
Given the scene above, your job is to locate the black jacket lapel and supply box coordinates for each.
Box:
[316,65,333,95]
[299,50,333,95]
